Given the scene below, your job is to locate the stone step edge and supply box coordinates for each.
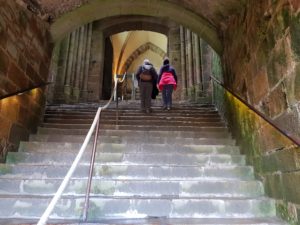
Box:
[0,217,287,225]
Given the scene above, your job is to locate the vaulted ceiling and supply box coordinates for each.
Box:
[24,0,245,53]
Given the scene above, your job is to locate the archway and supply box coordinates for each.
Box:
[49,0,222,53]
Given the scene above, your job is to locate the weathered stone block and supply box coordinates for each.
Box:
[294,63,300,101]
[18,54,27,72]
[0,97,19,122]
[258,122,293,153]
[0,115,11,138]
[290,14,300,59]
[282,171,300,204]
[8,62,28,88]
[249,69,269,105]
[262,148,299,173]
[264,173,284,199]
[274,105,300,138]
[39,62,49,82]
[26,63,42,85]
[276,201,298,225]
[6,39,19,61]
[0,77,17,95]
[0,48,9,77]
[8,123,29,148]
[263,84,287,118]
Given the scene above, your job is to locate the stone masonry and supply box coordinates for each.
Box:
[0,0,52,159]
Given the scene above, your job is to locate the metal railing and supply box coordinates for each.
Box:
[37,73,126,225]
[0,82,52,100]
[211,75,300,147]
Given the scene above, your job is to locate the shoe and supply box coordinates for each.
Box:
[163,106,167,110]
[167,107,171,111]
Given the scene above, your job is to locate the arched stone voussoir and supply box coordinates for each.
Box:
[50,0,223,53]
[99,15,172,37]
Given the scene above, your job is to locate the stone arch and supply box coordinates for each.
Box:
[50,0,221,53]
[120,42,166,74]
[96,16,171,37]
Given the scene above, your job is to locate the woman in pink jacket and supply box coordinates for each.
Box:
[157,58,177,110]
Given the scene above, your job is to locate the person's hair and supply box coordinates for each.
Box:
[143,59,150,65]
[163,58,169,65]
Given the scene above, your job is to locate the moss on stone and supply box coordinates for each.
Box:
[18,11,28,29]
[281,8,290,29]
[0,164,11,174]
[290,15,300,59]
[276,201,297,225]
[294,63,300,101]
[5,153,22,164]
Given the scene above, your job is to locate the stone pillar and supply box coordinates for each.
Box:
[193,33,202,101]
[167,24,182,101]
[73,26,85,101]
[186,29,194,101]
[89,21,105,101]
[51,35,70,103]
[79,25,87,92]
[46,42,61,104]
[200,39,213,96]
[64,31,76,103]
[180,26,187,100]
[70,29,80,100]
[59,35,70,87]
[82,23,93,101]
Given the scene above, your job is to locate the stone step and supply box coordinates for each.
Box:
[0,164,255,180]
[33,128,232,139]
[44,117,223,125]
[20,142,240,155]
[30,134,235,145]
[0,179,264,198]
[44,110,220,116]
[0,217,287,225]
[0,197,276,220]
[37,125,229,134]
[40,121,225,129]
[6,152,246,166]
[45,107,218,114]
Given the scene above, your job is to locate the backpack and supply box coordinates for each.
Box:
[140,68,152,81]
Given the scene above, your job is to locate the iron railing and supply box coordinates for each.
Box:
[211,75,300,147]
[37,73,126,225]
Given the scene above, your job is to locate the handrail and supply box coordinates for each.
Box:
[210,75,300,147]
[37,73,125,225]
[0,82,52,100]
[116,73,127,126]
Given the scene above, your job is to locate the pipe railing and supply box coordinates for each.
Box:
[116,73,127,126]
[0,82,52,100]
[211,75,300,147]
[37,73,126,225]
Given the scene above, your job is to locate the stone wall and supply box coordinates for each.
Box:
[0,1,52,160]
[217,0,300,223]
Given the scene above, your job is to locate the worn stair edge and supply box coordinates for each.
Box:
[0,179,264,198]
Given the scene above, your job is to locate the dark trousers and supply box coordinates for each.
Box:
[162,84,174,108]
[139,81,153,110]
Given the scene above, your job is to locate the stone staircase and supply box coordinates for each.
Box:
[0,102,286,224]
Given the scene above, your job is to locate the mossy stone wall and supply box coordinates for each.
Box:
[215,1,300,223]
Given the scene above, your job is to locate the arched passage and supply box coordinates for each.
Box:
[49,0,222,53]
[121,42,166,74]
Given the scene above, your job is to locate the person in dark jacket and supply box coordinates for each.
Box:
[157,57,177,110]
[136,59,158,113]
